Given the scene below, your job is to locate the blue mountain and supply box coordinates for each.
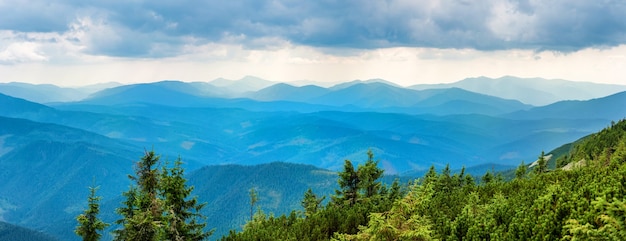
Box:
[247,83,330,102]
[245,82,531,115]
[0,116,138,240]
[0,221,59,241]
[504,91,626,120]
[410,76,626,106]
[0,79,623,240]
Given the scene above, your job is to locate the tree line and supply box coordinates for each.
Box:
[75,151,212,241]
[75,119,626,240]
[223,119,626,240]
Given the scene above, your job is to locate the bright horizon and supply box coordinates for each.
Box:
[1,1,625,87]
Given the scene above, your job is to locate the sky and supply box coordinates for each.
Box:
[0,0,625,87]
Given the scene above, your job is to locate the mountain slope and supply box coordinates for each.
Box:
[0,82,121,103]
[209,76,277,94]
[0,93,56,117]
[329,78,403,90]
[504,91,626,121]
[405,88,531,115]
[246,83,330,102]
[187,162,338,238]
[0,116,137,240]
[5,88,610,173]
[312,82,423,108]
[410,76,626,106]
[80,81,531,116]
[307,83,530,115]
[83,81,214,106]
[0,221,58,241]
[0,82,87,103]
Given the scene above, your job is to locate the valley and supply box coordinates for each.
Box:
[1,76,625,240]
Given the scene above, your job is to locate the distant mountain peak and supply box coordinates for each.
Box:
[209,76,277,93]
[328,79,395,90]
[410,76,626,106]
[0,82,95,103]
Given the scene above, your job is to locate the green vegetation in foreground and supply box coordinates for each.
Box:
[222,119,626,240]
[75,150,213,241]
[74,119,626,240]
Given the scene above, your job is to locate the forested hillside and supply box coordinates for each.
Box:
[0,221,58,241]
[1,80,625,240]
[223,119,626,240]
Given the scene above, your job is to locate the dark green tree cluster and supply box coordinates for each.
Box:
[222,119,626,240]
[75,150,212,241]
[222,150,402,241]
[75,186,109,241]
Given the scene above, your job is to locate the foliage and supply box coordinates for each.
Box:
[76,150,211,241]
[75,186,108,241]
[249,187,258,222]
[222,151,391,241]
[222,119,626,240]
[160,158,211,241]
[302,188,325,218]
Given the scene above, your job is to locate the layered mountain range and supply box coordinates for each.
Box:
[1,76,625,240]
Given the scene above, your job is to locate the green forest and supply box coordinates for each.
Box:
[222,119,626,240]
[77,119,626,240]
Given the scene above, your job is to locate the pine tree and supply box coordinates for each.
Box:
[386,178,403,203]
[515,161,527,179]
[301,188,325,218]
[340,181,436,240]
[113,186,138,241]
[75,186,108,241]
[333,151,385,207]
[114,150,211,241]
[161,158,212,241]
[358,150,384,200]
[121,150,163,241]
[424,165,438,184]
[249,187,258,221]
[334,160,360,206]
[535,151,548,174]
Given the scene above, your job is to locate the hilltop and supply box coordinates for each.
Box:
[224,119,626,240]
[0,76,625,240]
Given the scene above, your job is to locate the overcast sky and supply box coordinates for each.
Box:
[1,0,625,86]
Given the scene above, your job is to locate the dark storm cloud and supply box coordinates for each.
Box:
[0,1,75,32]
[2,0,625,57]
[529,1,626,51]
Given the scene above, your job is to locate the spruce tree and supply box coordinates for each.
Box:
[535,151,548,174]
[113,186,138,241]
[358,150,384,200]
[114,150,211,241]
[333,160,359,206]
[249,187,258,222]
[123,150,163,241]
[161,158,211,241]
[75,186,108,241]
[515,161,527,179]
[301,188,325,218]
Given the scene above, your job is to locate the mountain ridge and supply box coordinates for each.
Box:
[504,91,626,120]
[1,77,625,240]
[410,76,626,106]
[4,75,624,107]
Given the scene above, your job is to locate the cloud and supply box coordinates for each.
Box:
[0,31,52,64]
[0,1,75,32]
[0,0,625,58]
[0,41,48,64]
[68,17,184,57]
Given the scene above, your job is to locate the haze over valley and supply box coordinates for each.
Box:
[1,75,626,239]
[2,0,626,240]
